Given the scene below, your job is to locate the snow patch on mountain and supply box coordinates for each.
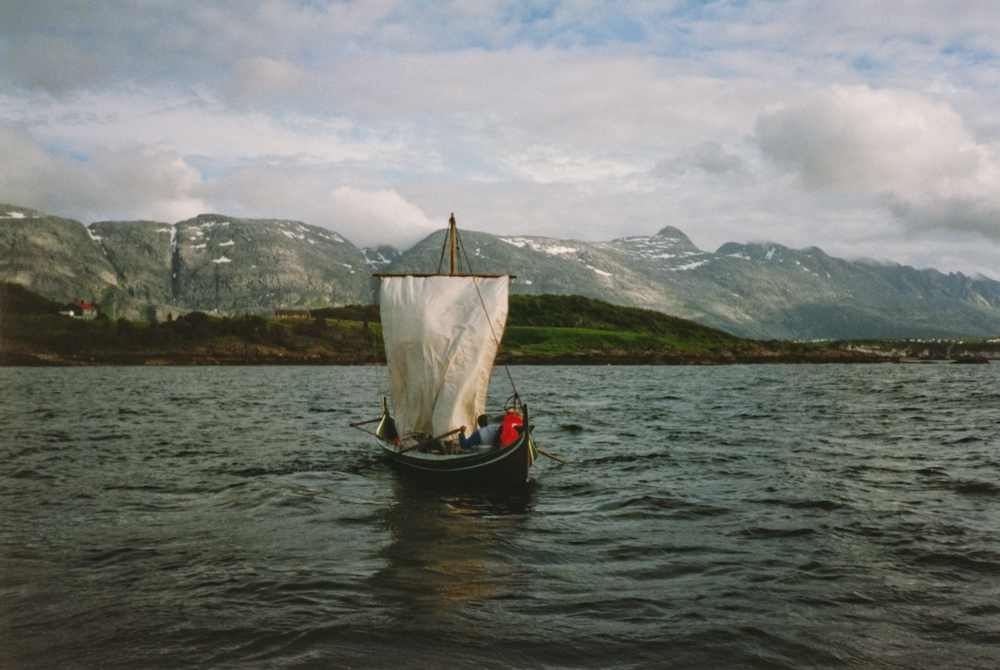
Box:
[362,245,401,270]
[499,237,579,256]
[672,259,710,271]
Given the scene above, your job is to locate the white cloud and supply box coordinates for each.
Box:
[755,86,1000,241]
[653,142,749,178]
[233,57,307,98]
[2,90,404,166]
[499,145,640,183]
[329,186,436,248]
[0,125,205,222]
[5,35,104,93]
[756,87,982,193]
[192,164,436,248]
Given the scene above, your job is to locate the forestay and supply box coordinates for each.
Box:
[379,275,510,438]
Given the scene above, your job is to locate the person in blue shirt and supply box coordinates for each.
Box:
[458,414,500,450]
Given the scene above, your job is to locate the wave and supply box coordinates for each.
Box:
[9,468,56,480]
[908,550,1000,575]
[580,451,673,467]
[952,480,1000,496]
[738,526,816,539]
[596,494,731,520]
[749,497,846,511]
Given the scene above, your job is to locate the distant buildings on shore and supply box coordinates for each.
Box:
[273,309,312,320]
[60,299,98,319]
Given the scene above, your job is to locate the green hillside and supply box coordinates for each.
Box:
[314,294,735,337]
[508,294,737,339]
[0,282,64,315]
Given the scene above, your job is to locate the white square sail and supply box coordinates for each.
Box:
[379,275,510,438]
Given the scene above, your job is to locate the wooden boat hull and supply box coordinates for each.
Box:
[375,430,535,489]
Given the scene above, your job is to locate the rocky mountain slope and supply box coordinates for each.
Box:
[0,204,120,305]
[3,202,999,338]
[385,226,1000,339]
[162,214,369,313]
[1,205,370,318]
[87,219,179,318]
[361,245,402,270]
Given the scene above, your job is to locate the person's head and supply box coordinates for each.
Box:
[476,413,489,428]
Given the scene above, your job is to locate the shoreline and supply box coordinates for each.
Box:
[0,351,928,367]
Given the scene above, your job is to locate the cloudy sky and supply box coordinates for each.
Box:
[2,1,1000,277]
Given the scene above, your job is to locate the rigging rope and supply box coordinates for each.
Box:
[454,227,521,402]
[436,229,449,275]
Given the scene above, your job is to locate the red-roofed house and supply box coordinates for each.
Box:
[62,299,98,319]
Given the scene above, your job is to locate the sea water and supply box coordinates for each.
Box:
[2,364,999,668]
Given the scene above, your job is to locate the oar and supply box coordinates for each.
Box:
[350,424,381,439]
[350,417,382,427]
[522,422,568,465]
[535,445,568,465]
[398,427,464,454]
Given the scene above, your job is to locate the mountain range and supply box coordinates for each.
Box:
[2,202,999,339]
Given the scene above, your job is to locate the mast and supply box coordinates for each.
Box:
[379,211,514,278]
[449,212,458,276]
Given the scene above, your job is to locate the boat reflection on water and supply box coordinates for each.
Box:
[372,477,536,622]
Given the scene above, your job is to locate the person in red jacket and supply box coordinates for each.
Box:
[459,409,525,450]
[499,409,524,447]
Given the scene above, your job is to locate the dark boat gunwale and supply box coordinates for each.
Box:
[373,428,534,486]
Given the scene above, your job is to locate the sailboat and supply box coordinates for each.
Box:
[359,214,537,487]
